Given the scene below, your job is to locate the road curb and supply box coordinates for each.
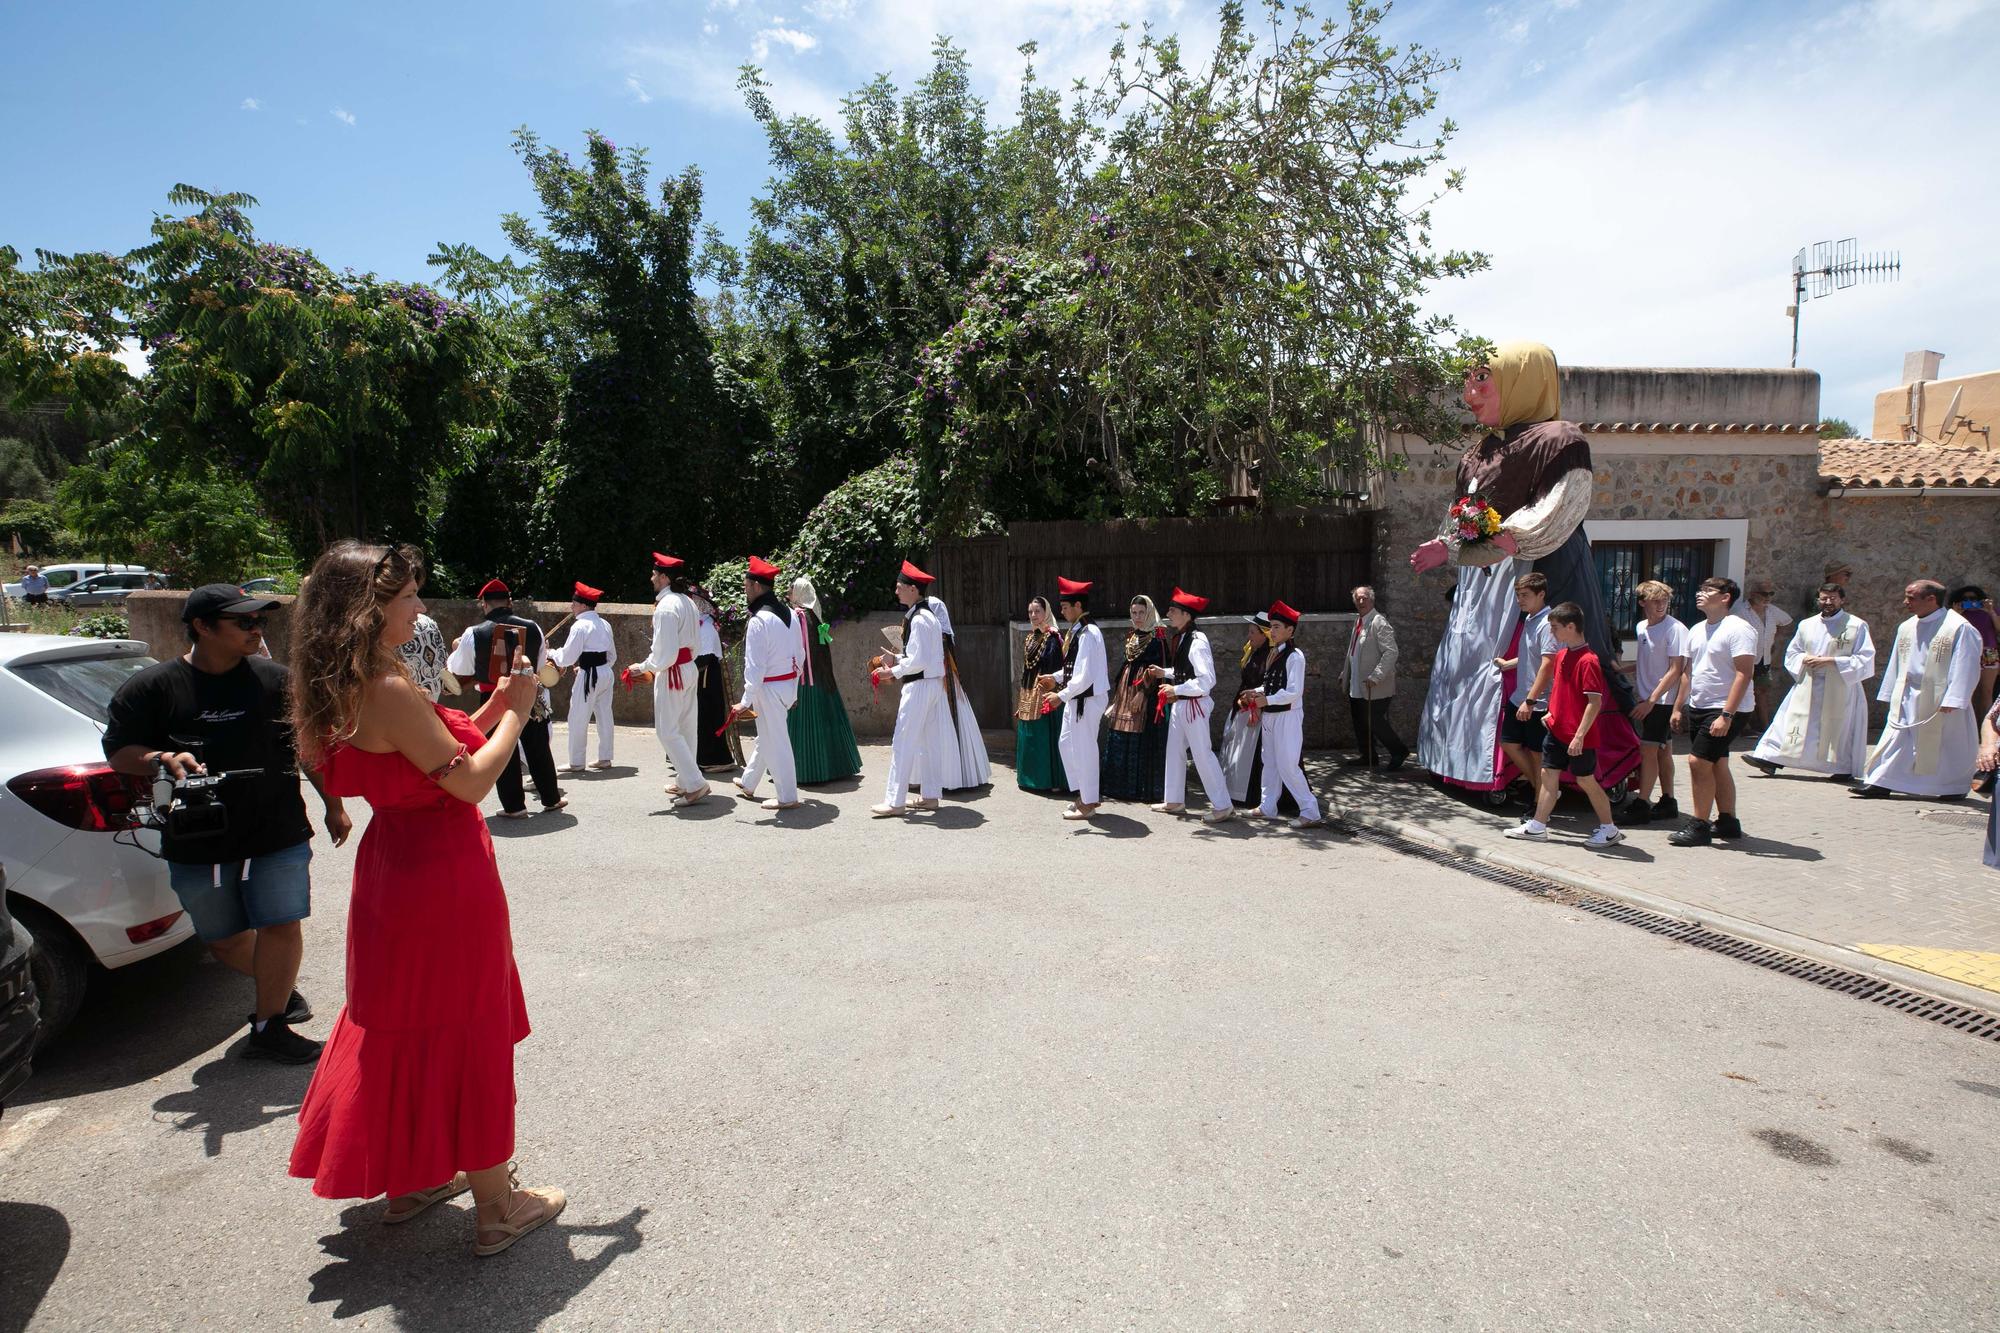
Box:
[1344,807,2000,1021]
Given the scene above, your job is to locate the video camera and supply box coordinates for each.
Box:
[133,746,263,841]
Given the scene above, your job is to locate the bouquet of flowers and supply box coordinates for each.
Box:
[1440,492,1510,566]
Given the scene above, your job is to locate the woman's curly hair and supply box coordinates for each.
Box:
[290,540,424,768]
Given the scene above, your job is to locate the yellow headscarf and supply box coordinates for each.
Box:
[1489,340,1561,428]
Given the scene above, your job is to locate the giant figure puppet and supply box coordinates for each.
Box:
[1409,341,1640,794]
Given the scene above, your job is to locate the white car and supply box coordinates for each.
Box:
[0,634,191,1045]
[51,570,165,608]
[5,563,149,602]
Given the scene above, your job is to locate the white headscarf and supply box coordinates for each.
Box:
[790,576,820,613]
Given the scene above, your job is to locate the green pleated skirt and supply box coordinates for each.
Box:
[1014,711,1068,792]
[788,681,863,784]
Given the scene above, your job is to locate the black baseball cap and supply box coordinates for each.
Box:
[182,583,279,622]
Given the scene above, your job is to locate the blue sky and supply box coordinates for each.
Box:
[4,0,1995,429]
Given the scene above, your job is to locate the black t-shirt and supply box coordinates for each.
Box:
[101,656,314,865]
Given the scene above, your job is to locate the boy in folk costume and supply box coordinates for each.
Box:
[872,560,950,816]
[552,581,617,774]
[623,551,708,805]
[1146,587,1235,822]
[733,556,802,811]
[1746,583,1875,780]
[1037,577,1110,822]
[1852,579,1983,800]
[1241,600,1323,829]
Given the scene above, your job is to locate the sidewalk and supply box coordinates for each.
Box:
[1324,757,2000,1009]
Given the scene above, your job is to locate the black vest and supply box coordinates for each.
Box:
[1262,642,1296,706]
[1061,618,1095,700]
[1169,626,1200,684]
[468,611,545,692]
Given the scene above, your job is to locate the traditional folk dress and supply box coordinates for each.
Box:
[1859,607,1982,796]
[631,568,703,794]
[1053,616,1110,807]
[925,595,992,790]
[1750,610,1875,775]
[1222,637,1269,805]
[553,605,617,769]
[1100,626,1169,802]
[695,606,734,770]
[882,598,950,808]
[1015,625,1069,793]
[1416,342,1638,793]
[1253,636,1322,823]
[787,605,863,783]
[1159,622,1232,812]
[736,585,802,805]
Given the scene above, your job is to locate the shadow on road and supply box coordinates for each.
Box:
[307,1204,647,1330]
[1075,813,1149,839]
[0,1201,70,1333]
[149,1051,313,1158]
[563,765,640,780]
[759,800,842,829]
[489,811,582,838]
[912,807,987,831]
[800,774,866,795]
[10,940,243,1106]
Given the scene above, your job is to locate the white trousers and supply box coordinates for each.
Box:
[566,669,615,767]
[1164,696,1232,810]
[1058,694,1109,806]
[654,676,702,791]
[740,684,799,804]
[884,678,947,806]
[1258,709,1321,820]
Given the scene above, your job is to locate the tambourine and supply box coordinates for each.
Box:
[537,660,562,688]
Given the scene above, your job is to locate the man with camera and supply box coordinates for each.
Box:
[103,584,351,1064]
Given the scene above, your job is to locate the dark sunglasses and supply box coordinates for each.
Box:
[226,614,269,631]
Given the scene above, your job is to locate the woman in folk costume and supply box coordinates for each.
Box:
[1410,341,1639,794]
[922,590,993,790]
[732,557,802,811]
[690,585,735,772]
[785,575,863,784]
[1099,594,1171,803]
[1014,594,1070,794]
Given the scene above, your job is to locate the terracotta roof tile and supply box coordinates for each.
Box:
[1818,439,2000,489]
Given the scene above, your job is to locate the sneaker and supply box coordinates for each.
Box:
[1651,796,1680,822]
[1743,756,1780,775]
[1713,813,1744,840]
[244,1017,323,1064]
[1622,797,1654,825]
[283,989,313,1024]
[1504,821,1549,841]
[1667,819,1713,847]
[1586,825,1625,850]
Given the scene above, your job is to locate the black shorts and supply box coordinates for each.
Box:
[1686,707,1747,761]
[1638,704,1673,746]
[1501,708,1547,748]
[24,593,48,606]
[1540,730,1598,776]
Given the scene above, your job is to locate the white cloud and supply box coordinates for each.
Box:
[240,97,261,112]
[752,25,819,59]
[1420,0,2000,428]
[626,73,653,103]
[331,106,357,126]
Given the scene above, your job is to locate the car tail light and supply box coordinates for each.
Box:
[5,764,146,832]
[126,911,184,943]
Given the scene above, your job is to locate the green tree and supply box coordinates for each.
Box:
[0,498,67,554]
[0,436,50,504]
[914,1,1487,532]
[1819,417,1859,440]
[0,243,136,414]
[55,442,291,584]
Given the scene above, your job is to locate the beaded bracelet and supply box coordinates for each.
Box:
[425,744,469,783]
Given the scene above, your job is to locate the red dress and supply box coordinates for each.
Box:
[290,705,530,1200]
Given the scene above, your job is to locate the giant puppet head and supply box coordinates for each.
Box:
[1463,341,1560,431]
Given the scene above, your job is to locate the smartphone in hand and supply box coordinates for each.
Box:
[490,625,521,684]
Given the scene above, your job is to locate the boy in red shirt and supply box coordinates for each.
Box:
[1506,601,1624,849]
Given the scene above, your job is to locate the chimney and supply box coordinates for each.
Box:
[1902,349,1943,384]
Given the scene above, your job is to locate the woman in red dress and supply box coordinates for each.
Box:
[287,541,565,1257]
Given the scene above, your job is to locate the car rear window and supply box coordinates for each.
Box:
[11,654,156,723]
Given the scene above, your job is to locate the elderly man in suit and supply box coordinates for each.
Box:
[1344,585,1408,771]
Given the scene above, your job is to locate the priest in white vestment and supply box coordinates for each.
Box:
[1854,580,1983,799]
[1749,583,1875,777]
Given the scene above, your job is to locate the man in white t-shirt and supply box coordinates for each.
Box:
[1624,579,1688,825]
[1668,576,1758,847]
[1734,579,1793,729]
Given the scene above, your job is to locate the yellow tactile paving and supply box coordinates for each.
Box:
[1855,945,2000,995]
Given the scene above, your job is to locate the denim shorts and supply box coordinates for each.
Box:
[166,841,313,942]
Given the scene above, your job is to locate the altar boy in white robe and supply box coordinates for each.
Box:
[1147,586,1235,823]
[734,556,802,811]
[1748,583,1874,779]
[872,560,950,817]
[1853,579,1982,800]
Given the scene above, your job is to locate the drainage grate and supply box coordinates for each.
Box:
[1341,823,2000,1044]
[1916,809,1989,831]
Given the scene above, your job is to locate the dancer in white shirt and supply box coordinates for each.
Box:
[552,581,617,773]
[1039,576,1109,821]
[1148,587,1235,822]
[1245,600,1322,829]
[733,556,802,811]
[623,552,707,805]
[872,560,950,816]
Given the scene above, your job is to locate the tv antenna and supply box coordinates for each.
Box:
[1788,239,1899,367]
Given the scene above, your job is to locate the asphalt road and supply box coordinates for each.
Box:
[3,731,1997,1331]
